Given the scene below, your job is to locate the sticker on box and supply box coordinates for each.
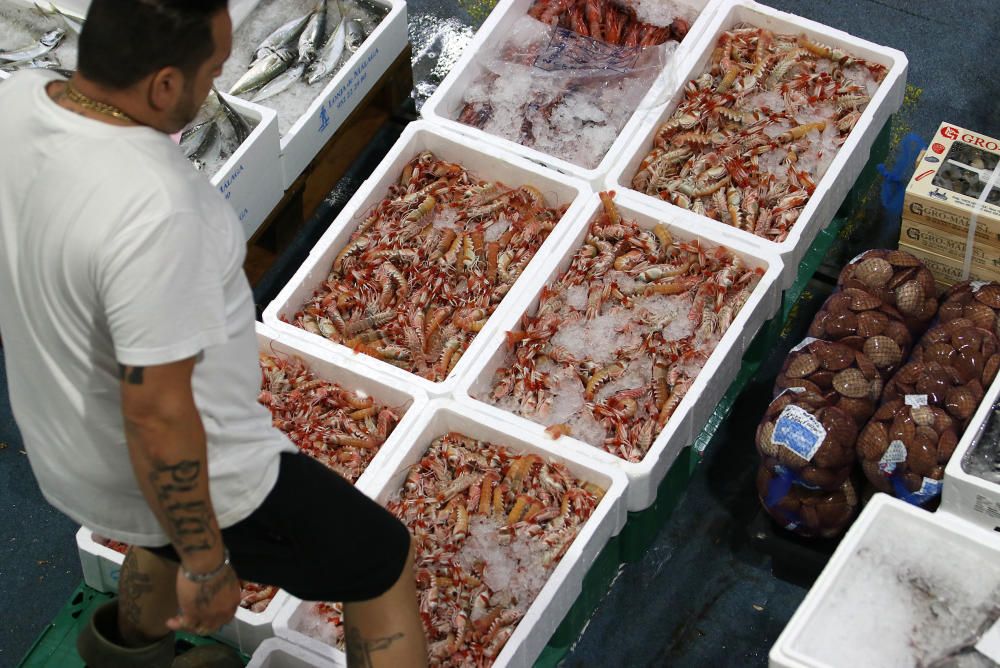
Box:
[772,405,826,462]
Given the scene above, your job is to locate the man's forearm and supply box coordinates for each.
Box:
[123,384,225,573]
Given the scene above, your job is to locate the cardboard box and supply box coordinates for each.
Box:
[898,241,1000,287]
[900,217,1000,277]
[904,122,1000,247]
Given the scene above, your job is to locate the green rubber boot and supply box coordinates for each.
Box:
[76,600,174,668]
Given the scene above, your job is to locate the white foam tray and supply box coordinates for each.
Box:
[211,94,284,241]
[420,0,726,187]
[454,190,783,511]
[73,321,427,655]
[606,0,909,290]
[234,0,408,189]
[941,374,1000,534]
[247,637,338,668]
[769,494,1000,668]
[75,526,293,655]
[262,120,592,398]
[272,398,629,667]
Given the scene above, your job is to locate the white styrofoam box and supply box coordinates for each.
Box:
[769,494,1000,668]
[273,398,629,667]
[420,0,725,187]
[76,526,292,654]
[233,0,408,189]
[454,190,783,511]
[263,120,592,397]
[607,0,909,290]
[254,319,430,489]
[942,376,1000,534]
[247,638,338,668]
[211,94,284,240]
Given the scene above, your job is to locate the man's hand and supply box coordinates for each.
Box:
[166,564,240,635]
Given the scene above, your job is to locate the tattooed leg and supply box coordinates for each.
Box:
[342,542,428,668]
[117,547,179,647]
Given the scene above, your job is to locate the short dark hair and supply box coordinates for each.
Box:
[77,0,228,89]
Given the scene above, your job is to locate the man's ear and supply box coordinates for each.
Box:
[147,66,185,112]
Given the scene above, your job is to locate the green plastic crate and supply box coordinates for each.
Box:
[18,583,247,668]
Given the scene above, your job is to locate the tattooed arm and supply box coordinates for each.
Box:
[119,356,240,633]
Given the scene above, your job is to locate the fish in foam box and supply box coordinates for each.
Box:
[904,122,1000,248]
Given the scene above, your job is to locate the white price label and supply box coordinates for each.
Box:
[905,395,929,407]
[791,337,820,353]
[879,440,908,475]
[772,405,827,462]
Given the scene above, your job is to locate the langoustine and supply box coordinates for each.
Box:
[475,191,763,463]
[632,25,888,242]
[290,151,566,382]
[308,432,606,666]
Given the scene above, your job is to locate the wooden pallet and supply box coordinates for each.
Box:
[243,45,414,287]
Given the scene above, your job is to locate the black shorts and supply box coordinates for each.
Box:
[146,451,410,602]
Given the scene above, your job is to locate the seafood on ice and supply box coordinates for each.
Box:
[631,25,888,242]
[474,192,764,463]
[179,89,255,175]
[454,0,690,170]
[258,352,402,483]
[289,150,568,382]
[303,432,606,666]
[0,2,78,77]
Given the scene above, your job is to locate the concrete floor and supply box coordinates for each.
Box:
[2,0,999,666]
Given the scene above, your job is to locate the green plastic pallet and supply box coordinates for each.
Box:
[18,583,248,667]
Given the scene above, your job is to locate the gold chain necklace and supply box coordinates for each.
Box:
[63,82,136,124]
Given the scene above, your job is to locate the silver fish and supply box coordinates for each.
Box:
[250,62,306,102]
[305,19,346,85]
[180,118,219,161]
[229,48,296,96]
[0,28,66,64]
[1,53,70,76]
[345,19,365,52]
[251,13,311,65]
[215,89,250,145]
[298,0,327,64]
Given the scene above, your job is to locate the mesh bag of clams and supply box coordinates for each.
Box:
[755,464,859,538]
[838,249,938,335]
[937,280,1000,337]
[773,339,884,426]
[806,288,912,378]
[756,390,858,492]
[856,398,958,506]
[892,321,999,426]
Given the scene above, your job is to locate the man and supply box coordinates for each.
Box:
[0,2,427,666]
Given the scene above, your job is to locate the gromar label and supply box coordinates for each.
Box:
[773,405,826,462]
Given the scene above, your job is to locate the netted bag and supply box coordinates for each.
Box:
[837,249,938,334]
[937,280,1000,339]
[756,464,859,538]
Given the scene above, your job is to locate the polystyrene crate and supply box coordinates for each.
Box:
[941,375,1000,534]
[420,0,725,187]
[272,398,629,667]
[247,637,338,668]
[75,525,293,654]
[210,94,284,241]
[229,0,408,189]
[262,120,592,398]
[607,0,908,290]
[769,494,1000,668]
[453,190,783,511]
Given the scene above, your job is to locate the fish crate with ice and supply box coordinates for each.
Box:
[769,494,1000,668]
[247,638,337,668]
[419,0,725,186]
[607,0,908,291]
[262,120,592,398]
[942,369,1000,535]
[454,190,784,512]
[271,399,628,667]
[73,321,428,655]
[216,0,408,190]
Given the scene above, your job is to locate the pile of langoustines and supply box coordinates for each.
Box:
[755,249,1000,538]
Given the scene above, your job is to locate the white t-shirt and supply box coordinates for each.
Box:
[0,71,295,546]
